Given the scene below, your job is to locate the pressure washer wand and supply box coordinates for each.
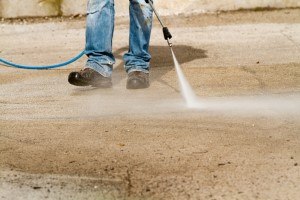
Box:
[146,0,173,47]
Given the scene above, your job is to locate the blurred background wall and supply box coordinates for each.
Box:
[0,0,299,18]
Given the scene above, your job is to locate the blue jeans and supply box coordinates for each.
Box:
[85,0,153,77]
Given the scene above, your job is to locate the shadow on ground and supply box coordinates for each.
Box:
[71,45,207,94]
[114,45,207,88]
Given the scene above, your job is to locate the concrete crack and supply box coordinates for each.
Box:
[280,28,300,51]
[125,169,133,197]
[241,66,266,91]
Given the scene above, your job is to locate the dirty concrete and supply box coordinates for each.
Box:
[0,9,300,200]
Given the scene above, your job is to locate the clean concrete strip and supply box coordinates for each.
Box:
[0,170,125,200]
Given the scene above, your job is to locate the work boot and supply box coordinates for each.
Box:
[68,68,112,88]
[126,71,150,89]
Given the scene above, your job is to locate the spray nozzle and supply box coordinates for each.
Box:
[167,39,173,47]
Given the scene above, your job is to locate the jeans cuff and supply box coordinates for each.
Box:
[86,62,112,77]
[126,66,149,74]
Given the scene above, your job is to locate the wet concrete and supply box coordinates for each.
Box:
[0,9,300,200]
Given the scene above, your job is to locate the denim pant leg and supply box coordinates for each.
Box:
[85,0,115,77]
[123,0,153,74]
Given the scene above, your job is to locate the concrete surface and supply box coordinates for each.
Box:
[0,9,300,200]
[1,0,300,18]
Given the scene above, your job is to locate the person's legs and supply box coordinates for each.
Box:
[85,0,115,77]
[68,0,115,87]
[123,0,153,74]
[69,0,154,89]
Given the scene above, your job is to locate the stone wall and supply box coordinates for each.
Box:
[0,0,299,18]
[0,0,58,18]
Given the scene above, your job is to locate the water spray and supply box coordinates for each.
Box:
[146,0,203,109]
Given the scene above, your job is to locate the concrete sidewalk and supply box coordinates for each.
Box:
[0,10,299,200]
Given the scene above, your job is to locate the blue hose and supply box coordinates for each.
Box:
[0,50,85,70]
